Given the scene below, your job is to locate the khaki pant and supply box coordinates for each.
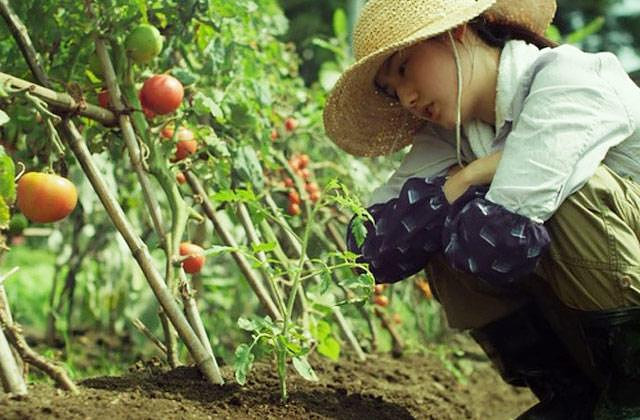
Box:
[427,165,640,330]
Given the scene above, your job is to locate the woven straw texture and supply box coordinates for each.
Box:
[323,0,557,157]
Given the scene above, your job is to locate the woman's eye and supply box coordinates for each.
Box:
[398,62,407,76]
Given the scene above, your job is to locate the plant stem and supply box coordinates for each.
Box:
[0,72,117,126]
[184,171,282,321]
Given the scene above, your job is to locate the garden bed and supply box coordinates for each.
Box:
[0,341,536,420]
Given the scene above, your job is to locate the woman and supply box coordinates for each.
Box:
[323,0,640,418]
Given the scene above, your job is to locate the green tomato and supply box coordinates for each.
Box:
[8,213,28,234]
[125,24,163,64]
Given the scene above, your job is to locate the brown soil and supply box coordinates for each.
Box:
[0,341,536,420]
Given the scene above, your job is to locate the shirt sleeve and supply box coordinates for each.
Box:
[486,51,635,222]
[347,176,449,284]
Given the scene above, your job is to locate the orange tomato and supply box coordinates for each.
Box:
[16,172,78,223]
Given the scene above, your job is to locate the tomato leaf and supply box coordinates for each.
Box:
[237,317,259,332]
[0,110,9,126]
[292,356,318,382]
[233,343,255,385]
[233,145,264,189]
[0,150,16,205]
[317,337,340,362]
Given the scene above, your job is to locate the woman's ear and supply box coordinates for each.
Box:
[452,24,467,42]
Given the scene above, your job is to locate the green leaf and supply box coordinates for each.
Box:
[312,320,331,341]
[332,9,348,40]
[234,343,255,385]
[251,241,276,253]
[233,145,264,189]
[0,110,9,126]
[292,356,318,381]
[0,195,9,229]
[237,317,258,331]
[566,17,605,45]
[172,68,199,86]
[350,216,367,248]
[212,189,236,203]
[317,337,340,362]
[194,92,224,121]
[0,151,16,205]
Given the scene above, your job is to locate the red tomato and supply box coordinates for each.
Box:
[373,295,389,307]
[284,117,298,132]
[140,74,184,115]
[176,172,186,184]
[283,177,294,188]
[287,202,300,216]
[98,89,110,108]
[16,172,78,223]
[270,128,279,141]
[179,242,205,274]
[288,190,301,205]
[299,168,310,180]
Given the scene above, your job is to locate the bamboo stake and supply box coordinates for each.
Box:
[262,192,366,360]
[178,271,216,363]
[0,72,117,126]
[236,202,286,316]
[0,0,222,385]
[0,324,26,395]
[131,318,167,355]
[0,311,77,393]
[184,171,282,321]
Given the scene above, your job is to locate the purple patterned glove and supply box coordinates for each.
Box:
[442,185,551,287]
[347,176,449,283]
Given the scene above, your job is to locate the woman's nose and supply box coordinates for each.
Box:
[397,86,418,111]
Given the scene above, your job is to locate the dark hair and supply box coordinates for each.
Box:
[468,16,559,50]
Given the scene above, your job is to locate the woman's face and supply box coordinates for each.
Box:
[374,36,477,130]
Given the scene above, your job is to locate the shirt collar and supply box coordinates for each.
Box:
[495,40,544,131]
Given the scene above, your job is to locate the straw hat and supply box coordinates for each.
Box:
[323,0,557,157]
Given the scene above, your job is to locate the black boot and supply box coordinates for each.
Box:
[470,303,597,420]
[580,306,640,419]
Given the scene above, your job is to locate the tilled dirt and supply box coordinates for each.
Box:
[0,346,536,420]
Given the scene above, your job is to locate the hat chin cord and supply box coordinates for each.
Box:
[447,30,464,168]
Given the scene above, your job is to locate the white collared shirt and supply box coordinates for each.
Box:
[369,40,640,222]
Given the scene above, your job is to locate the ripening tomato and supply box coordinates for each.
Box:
[16,172,78,223]
[309,191,320,203]
[98,89,110,108]
[125,24,163,64]
[284,117,298,132]
[270,128,279,141]
[174,139,198,161]
[288,190,300,205]
[373,295,389,307]
[298,154,309,169]
[179,242,205,274]
[176,172,187,184]
[374,284,386,295]
[283,177,294,188]
[287,202,300,216]
[140,74,184,115]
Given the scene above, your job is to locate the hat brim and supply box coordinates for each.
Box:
[323,0,496,157]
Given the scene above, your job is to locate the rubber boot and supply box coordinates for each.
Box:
[579,306,640,419]
[470,302,597,420]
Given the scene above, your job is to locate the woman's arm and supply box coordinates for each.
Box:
[444,151,503,203]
